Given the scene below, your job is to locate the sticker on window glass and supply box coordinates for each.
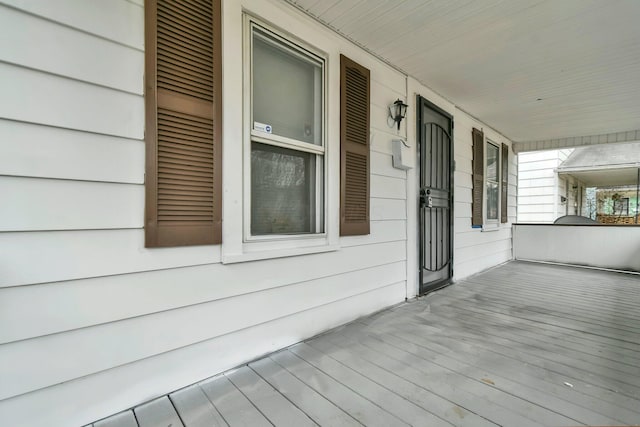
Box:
[254,122,272,134]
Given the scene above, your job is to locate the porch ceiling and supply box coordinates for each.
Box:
[557,140,640,186]
[559,168,639,187]
[285,0,640,144]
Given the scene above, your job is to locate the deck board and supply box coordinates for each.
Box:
[199,375,272,427]
[93,410,138,427]
[307,337,499,427]
[327,328,576,427]
[225,366,317,426]
[170,384,228,427]
[432,295,640,364]
[105,261,640,426]
[270,350,409,427]
[288,342,454,427]
[249,357,360,427]
[134,396,184,427]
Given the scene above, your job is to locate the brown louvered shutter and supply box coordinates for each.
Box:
[340,55,370,236]
[145,0,222,247]
[471,128,484,227]
[501,143,508,223]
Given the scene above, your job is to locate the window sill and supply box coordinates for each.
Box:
[481,226,500,232]
[481,222,511,232]
[221,242,340,264]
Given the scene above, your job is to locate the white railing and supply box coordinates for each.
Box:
[513,224,640,272]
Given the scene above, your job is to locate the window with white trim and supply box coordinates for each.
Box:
[485,141,500,222]
[246,20,326,239]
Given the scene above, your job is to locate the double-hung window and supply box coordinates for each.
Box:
[246,20,326,239]
[485,141,500,222]
[472,128,508,228]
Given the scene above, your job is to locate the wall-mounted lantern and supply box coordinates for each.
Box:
[388,99,408,131]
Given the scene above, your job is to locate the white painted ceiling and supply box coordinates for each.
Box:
[284,0,640,143]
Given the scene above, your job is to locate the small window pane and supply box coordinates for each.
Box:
[253,28,322,145]
[486,143,499,220]
[486,143,499,181]
[251,142,324,235]
[487,181,499,220]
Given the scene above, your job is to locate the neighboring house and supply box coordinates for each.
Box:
[557,141,640,224]
[517,149,587,223]
[1,1,639,426]
[517,141,640,223]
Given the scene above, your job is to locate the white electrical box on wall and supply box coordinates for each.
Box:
[391,139,412,170]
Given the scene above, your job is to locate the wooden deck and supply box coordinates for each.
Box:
[92,261,640,426]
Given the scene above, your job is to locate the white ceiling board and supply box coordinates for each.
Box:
[284,0,640,142]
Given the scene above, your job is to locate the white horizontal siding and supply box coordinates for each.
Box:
[0,177,144,231]
[341,220,406,248]
[0,62,144,139]
[0,4,143,94]
[518,177,556,188]
[518,168,556,180]
[0,229,222,287]
[0,241,406,345]
[1,0,144,49]
[453,249,511,280]
[518,195,556,205]
[371,198,405,220]
[371,151,407,179]
[450,110,515,280]
[0,120,144,184]
[517,149,564,223]
[0,283,405,427]
[0,261,406,400]
[518,158,561,172]
[370,174,405,199]
[519,186,558,197]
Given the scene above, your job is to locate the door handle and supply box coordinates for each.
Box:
[420,189,433,208]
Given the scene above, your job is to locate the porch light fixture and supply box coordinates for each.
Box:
[389,99,408,131]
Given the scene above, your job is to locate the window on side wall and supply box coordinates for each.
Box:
[472,128,509,228]
[246,20,326,240]
[485,141,500,223]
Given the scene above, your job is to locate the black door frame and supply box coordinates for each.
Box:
[417,95,455,295]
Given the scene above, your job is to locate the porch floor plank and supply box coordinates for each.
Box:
[198,374,272,427]
[169,384,228,427]
[92,410,138,427]
[288,342,454,427]
[133,396,184,427]
[224,366,317,426]
[248,357,361,427]
[431,294,640,366]
[107,261,640,426]
[270,349,409,427]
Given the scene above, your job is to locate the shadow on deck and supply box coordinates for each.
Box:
[93,261,640,427]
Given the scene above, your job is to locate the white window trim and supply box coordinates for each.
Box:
[222,13,339,264]
[483,139,501,230]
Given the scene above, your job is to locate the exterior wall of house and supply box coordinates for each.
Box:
[449,109,518,280]
[404,80,517,294]
[517,149,585,222]
[0,0,515,425]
